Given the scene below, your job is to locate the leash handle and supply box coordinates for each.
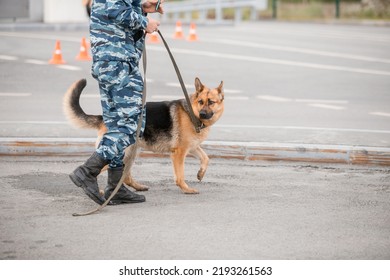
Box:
[157,30,202,133]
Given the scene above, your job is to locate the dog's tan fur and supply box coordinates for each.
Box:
[64,77,224,194]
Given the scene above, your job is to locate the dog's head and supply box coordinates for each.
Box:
[191,77,224,127]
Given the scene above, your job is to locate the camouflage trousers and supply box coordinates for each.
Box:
[92,60,145,168]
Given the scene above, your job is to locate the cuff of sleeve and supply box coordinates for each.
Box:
[140,15,148,30]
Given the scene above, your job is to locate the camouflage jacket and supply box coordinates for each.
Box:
[90,0,148,62]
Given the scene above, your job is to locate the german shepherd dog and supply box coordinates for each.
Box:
[63,78,224,194]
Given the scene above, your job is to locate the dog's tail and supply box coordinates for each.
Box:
[63,79,104,130]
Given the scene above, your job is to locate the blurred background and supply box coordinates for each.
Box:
[0,0,389,23]
[0,0,389,150]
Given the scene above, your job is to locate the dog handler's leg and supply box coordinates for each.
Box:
[171,147,199,194]
[190,146,209,181]
[93,61,146,204]
[104,166,145,204]
[69,152,108,205]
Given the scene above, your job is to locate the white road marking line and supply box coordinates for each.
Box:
[257,95,349,106]
[148,46,390,76]
[206,38,390,64]
[228,96,249,100]
[224,89,242,94]
[257,95,292,102]
[24,59,47,65]
[0,55,18,61]
[214,124,390,134]
[166,82,194,89]
[56,65,82,71]
[0,93,32,97]
[295,99,348,104]
[233,26,390,43]
[370,112,390,117]
[308,103,346,110]
[1,53,82,70]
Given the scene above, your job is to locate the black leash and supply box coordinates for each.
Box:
[157,30,203,133]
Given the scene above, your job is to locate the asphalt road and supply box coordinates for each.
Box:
[0,155,389,260]
[0,21,390,147]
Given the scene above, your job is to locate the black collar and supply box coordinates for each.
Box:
[181,100,207,133]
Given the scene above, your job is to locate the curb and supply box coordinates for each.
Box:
[1,138,390,166]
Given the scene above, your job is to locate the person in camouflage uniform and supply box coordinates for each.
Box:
[69,0,164,205]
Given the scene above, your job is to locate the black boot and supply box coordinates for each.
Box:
[104,166,146,205]
[69,152,108,205]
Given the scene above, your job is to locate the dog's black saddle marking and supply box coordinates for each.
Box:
[143,101,174,144]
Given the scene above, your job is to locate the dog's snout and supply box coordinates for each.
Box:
[199,110,214,120]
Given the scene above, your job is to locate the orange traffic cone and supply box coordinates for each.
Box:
[173,21,184,39]
[187,23,198,42]
[49,40,66,64]
[76,37,92,61]
[147,32,159,43]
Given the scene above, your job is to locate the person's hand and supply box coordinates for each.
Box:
[145,17,160,33]
[142,0,165,14]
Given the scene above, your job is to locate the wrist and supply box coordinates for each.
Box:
[141,1,148,13]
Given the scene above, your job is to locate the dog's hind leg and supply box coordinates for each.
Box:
[122,145,149,191]
[123,170,149,191]
[171,147,199,194]
[190,146,209,182]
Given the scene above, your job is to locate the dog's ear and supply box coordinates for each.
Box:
[195,77,204,93]
[217,81,224,101]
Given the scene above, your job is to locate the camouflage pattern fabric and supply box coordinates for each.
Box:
[90,0,148,168]
[90,0,148,62]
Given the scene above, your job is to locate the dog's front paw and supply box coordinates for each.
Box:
[197,169,206,181]
[183,187,199,194]
[124,178,149,191]
[131,184,149,192]
[135,185,149,191]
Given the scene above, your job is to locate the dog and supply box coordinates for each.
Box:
[63,77,224,194]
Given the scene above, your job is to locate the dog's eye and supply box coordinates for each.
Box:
[198,100,204,105]
[208,99,215,105]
